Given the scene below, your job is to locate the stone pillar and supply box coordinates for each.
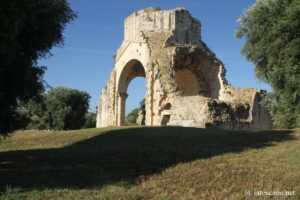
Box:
[117,92,128,126]
[96,98,102,128]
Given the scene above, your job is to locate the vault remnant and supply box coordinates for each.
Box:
[97,7,272,130]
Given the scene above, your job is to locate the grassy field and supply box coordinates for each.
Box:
[0,127,299,199]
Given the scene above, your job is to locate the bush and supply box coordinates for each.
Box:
[82,112,96,128]
[125,108,139,125]
[28,87,90,130]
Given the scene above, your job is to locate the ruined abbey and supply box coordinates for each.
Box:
[96,7,272,130]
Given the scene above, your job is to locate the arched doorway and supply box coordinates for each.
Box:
[174,66,212,98]
[126,77,146,125]
[117,59,146,126]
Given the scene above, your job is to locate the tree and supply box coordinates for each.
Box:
[82,112,96,128]
[0,0,76,134]
[125,108,140,125]
[139,98,146,114]
[236,0,300,128]
[14,102,31,130]
[125,99,146,125]
[28,87,90,130]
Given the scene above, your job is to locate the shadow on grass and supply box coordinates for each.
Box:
[0,127,295,191]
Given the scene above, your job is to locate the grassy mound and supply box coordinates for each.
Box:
[0,127,299,199]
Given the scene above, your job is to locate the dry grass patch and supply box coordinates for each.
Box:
[0,127,299,199]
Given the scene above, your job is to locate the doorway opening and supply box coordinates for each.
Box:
[125,77,146,125]
[117,59,146,126]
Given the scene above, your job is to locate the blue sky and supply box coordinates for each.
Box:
[38,0,271,114]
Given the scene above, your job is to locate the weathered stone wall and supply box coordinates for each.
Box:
[97,71,116,127]
[97,7,272,130]
[123,7,200,45]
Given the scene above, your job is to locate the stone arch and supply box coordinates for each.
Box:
[116,59,147,126]
[174,52,219,98]
[97,8,272,130]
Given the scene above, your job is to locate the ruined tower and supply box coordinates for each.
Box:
[97,7,272,130]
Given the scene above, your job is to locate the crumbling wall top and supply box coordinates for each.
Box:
[123,7,201,44]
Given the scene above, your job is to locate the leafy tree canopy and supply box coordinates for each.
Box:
[82,112,96,129]
[0,0,76,134]
[236,0,300,128]
[28,87,90,130]
[125,108,140,125]
[125,99,146,125]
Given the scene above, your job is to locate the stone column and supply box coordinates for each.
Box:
[117,92,128,126]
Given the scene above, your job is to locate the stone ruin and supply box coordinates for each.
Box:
[96,7,272,130]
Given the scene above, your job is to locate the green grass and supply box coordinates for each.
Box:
[0,127,299,199]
